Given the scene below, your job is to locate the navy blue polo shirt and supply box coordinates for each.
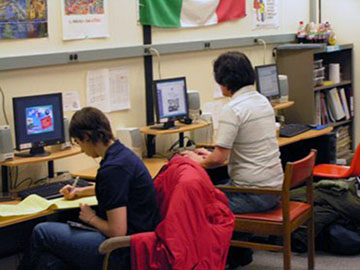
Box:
[95,140,160,235]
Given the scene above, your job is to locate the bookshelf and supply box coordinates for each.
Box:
[276,44,354,161]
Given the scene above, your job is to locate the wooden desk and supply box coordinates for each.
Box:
[0,203,53,228]
[0,147,82,193]
[141,120,210,158]
[140,120,210,136]
[72,157,168,180]
[273,101,295,110]
[197,127,334,148]
[277,126,333,147]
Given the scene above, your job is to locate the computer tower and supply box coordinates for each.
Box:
[116,127,143,159]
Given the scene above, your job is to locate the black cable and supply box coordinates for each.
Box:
[14,177,33,190]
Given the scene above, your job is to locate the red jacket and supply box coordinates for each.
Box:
[130,155,235,269]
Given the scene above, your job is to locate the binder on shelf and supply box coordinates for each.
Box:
[326,88,345,121]
[338,88,350,120]
[320,92,327,125]
[315,92,321,125]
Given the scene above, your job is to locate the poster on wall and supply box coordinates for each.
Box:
[61,0,109,40]
[0,0,48,39]
[252,0,279,30]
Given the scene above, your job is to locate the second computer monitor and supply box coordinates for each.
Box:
[153,77,189,129]
[255,64,281,100]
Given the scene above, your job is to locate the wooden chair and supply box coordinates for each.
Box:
[98,156,234,270]
[218,149,317,270]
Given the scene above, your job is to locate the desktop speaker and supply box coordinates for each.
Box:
[191,112,213,145]
[187,90,201,123]
[0,125,14,162]
[116,127,143,159]
[278,75,289,102]
[61,117,72,149]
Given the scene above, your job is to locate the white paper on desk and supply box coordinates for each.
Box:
[203,100,224,129]
[213,83,224,99]
[87,69,111,112]
[109,68,131,111]
[63,91,81,112]
[61,0,109,40]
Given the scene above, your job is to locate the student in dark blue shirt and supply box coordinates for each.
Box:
[19,107,159,270]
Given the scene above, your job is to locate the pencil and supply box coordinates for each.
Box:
[72,176,79,188]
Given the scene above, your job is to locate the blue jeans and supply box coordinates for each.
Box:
[222,181,280,214]
[23,222,129,270]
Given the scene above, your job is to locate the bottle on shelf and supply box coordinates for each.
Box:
[306,22,317,43]
[325,21,337,45]
[296,21,306,43]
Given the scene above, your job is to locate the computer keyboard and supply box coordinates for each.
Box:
[279,124,311,138]
[18,178,92,200]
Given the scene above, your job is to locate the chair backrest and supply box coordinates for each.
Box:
[346,143,360,177]
[283,149,317,191]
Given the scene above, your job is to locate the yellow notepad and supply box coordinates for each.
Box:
[0,195,98,217]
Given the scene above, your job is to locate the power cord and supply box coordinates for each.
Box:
[255,38,267,65]
[149,47,162,79]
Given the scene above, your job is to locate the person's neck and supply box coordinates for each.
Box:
[96,139,115,158]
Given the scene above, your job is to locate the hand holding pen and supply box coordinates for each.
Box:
[60,177,79,200]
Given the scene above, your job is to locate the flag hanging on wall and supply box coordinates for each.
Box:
[139,0,246,28]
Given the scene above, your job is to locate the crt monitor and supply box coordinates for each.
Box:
[152,77,189,129]
[255,64,281,100]
[13,93,65,157]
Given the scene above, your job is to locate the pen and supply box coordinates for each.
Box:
[72,176,79,188]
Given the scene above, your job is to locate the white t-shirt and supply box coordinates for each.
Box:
[216,85,283,188]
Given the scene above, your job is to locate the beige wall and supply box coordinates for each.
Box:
[321,0,360,145]
[0,1,309,191]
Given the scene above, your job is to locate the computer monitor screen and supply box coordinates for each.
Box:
[153,77,189,129]
[255,64,281,100]
[13,93,65,157]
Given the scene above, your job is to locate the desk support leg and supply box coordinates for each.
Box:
[1,166,9,193]
[179,133,184,148]
[147,135,156,158]
[48,161,54,179]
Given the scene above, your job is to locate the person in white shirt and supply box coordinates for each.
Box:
[182,51,283,214]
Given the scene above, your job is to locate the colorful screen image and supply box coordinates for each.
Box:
[64,0,104,15]
[25,105,54,135]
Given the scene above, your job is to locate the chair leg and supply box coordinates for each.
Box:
[283,230,291,270]
[307,217,315,270]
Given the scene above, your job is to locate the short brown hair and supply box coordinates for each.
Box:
[213,51,255,93]
[69,107,114,145]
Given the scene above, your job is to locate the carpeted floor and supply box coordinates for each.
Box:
[239,250,360,270]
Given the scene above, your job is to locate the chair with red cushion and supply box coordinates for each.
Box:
[218,149,317,270]
[313,143,360,178]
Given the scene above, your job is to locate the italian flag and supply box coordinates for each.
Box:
[139,0,246,28]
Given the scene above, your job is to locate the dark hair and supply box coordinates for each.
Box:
[213,51,255,93]
[69,107,115,145]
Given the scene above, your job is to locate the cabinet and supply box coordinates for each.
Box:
[276,44,354,160]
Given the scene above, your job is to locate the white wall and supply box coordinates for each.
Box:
[322,0,360,145]
[0,0,309,191]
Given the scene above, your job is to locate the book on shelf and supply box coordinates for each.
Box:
[326,88,346,121]
[338,88,351,120]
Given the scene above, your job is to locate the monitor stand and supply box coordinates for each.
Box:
[15,146,51,158]
[150,120,180,130]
